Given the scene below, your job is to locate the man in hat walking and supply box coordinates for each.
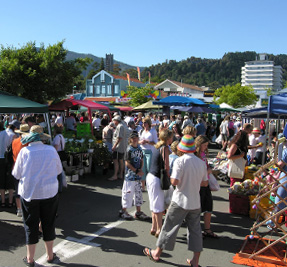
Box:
[143,135,208,267]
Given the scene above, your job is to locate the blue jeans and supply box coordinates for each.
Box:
[142,149,152,181]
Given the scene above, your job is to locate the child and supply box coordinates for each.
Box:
[195,135,219,238]
[169,140,180,175]
[119,131,149,220]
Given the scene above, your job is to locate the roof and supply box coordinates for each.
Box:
[112,75,145,84]
[0,91,49,113]
[155,79,205,92]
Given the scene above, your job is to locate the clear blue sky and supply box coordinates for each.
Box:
[1,0,286,67]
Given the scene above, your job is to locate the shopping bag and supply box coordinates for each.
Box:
[159,146,171,190]
[209,173,220,191]
[164,185,174,209]
[228,158,246,179]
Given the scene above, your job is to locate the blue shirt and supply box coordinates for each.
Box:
[124,145,143,181]
[195,123,206,136]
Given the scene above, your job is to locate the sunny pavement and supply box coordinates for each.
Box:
[0,145,251,267]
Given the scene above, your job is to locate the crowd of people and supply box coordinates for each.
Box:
[1,109,285,267]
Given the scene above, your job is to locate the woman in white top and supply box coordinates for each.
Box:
[52,124,65,153]
[139,117,158,191]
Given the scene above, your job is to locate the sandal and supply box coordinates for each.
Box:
[187,259,202,267]
[203,229,219,238]
[150,230,156,236]
[47,252,58,263]
[143,248,159,262]
[23,257,35,267]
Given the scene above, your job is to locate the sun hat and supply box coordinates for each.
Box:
[252,127,261,134]
[23,125,51,140]
[9,120,21,129]
[15,124,30,134]
[177,135,196,153]
[113,115,121,122]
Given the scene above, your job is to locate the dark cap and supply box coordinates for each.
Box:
[130,131,139,138]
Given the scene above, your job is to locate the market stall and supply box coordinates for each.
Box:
[49,98,112,135]
[0,90,52,136]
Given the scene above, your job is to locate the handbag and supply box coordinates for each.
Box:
[159,146,171,190]
[209,173,220,191]
[57,135,68,162]
[228,157,246,179]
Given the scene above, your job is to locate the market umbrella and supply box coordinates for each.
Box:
[133,100,162,110]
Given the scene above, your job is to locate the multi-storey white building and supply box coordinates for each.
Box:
[241,53,283,95]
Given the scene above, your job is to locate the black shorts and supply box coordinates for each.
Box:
[112,151,124,160]
[0,158,15,190]
[200,186,213,213]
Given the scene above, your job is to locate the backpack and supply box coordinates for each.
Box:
[4,143,14,171]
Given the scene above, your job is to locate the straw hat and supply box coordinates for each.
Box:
[15,124,30,134]
[177,135,196,153]
[252,127,261,134]
[23,125,51,140]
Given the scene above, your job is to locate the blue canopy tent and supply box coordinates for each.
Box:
[153,96,206,106]
[170,105,215,113]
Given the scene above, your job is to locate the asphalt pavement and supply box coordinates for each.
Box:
[0,146,253,267]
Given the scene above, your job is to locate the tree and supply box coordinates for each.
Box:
[0,41,91,103]
[99,58,105,71]
[126,84,155,107]
[214,83,257,108]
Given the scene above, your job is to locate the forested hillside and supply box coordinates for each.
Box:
[141,52,287,88]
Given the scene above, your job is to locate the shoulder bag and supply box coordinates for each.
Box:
[228,148,246,179]
[159,146,171,190]
[57,135,68,162]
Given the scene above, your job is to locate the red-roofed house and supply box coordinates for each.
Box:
[154,79,209,100]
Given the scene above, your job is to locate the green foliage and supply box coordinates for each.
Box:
[141,52,287,88]
[0,41,91,103]
[214,83,257,108]
[127,84,155,107]
[121,68,137,78]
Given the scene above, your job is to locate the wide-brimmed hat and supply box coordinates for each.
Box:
[23,125,51,140]
[9,120,21,129]
[252,127,261,134]
[177,135,196,153]
[15,124,30,134]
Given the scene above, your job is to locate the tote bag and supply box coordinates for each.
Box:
[228,157,246,179]
[209,173,220,191]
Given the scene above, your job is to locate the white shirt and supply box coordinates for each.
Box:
[248,134,256,160]
[0,128,15,158]
[12,142,62,202]
[256,135,265,153]
[52,134,65,152]
[139,128,158,153]
[171,153,207,210]
[124,116,134,125]
[220,120,229,134]
[55,116,63,125]
[92,118,101,129]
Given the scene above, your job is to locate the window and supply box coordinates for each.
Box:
[107,85,112,95]
[115,85,119,94]
[102,85,106,94]
[89,85,93,95]
[96,85,100,94]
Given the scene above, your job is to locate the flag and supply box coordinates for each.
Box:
[126,73,130,86]
[137,67,141,81]
[148,71,151,84]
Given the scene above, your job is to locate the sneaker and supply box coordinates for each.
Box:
[120,212,133,220]
[135,211,150,221]
[16,209,22,217]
